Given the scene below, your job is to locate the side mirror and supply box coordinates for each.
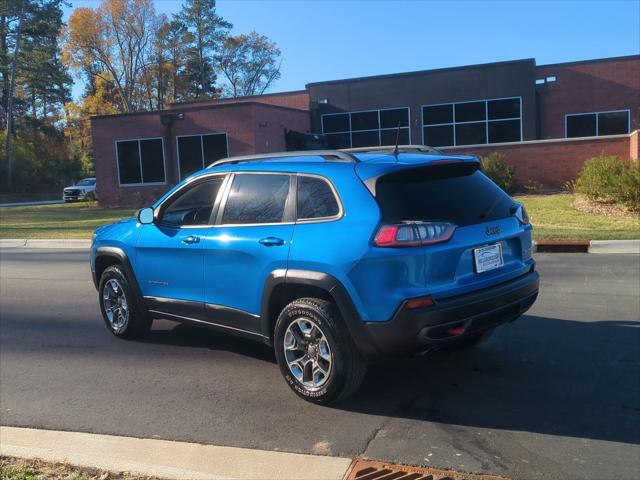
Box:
[137,207,154,225]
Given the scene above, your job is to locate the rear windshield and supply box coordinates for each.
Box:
[375,163,514,226]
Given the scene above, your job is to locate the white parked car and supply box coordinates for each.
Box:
[63,178,97,202]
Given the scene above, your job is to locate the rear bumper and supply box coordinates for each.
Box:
[352,270,539,359]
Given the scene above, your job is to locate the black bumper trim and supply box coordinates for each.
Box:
[360,271,540,358]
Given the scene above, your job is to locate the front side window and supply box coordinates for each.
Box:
[422,97,522,147]
[116,138,166,185]
[297,176,340,220]
[177,133,228,179]
[159,177,224,228]
[222,174,290,224]
[566,110,630,138]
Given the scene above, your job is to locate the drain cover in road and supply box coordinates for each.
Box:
[344,459,508,480]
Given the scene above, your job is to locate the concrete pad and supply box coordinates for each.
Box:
[0,239,28,248]
[590,239,640,254]
[0,426,352,480]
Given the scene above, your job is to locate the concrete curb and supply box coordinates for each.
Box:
[532,240,640,254]
[0,426,352,480]
[0,239,91,249]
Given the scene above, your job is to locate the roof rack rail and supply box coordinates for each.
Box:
[208,149,359,168]
[342,144,442,155]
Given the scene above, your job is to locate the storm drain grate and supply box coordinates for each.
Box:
[343,459,509,480]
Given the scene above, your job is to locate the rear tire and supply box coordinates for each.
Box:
[98,265,152,340]
[274,297,366,404]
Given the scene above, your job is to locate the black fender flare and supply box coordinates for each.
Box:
[260,269,380,360]
[93,246,144,306]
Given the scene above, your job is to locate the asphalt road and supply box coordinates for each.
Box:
[1,249,639,480]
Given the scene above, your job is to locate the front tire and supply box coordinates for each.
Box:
[98,265,152,339]
[274,297,366,404]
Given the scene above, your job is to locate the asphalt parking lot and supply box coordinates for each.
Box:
[0,249,638,480]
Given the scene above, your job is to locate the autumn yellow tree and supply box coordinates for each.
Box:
[62,0,158,113]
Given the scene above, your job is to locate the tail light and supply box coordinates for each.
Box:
[514,204,530,225]
[374,222,456,247]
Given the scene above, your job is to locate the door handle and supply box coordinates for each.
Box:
[259,236,285,247]
[181,235,200,245]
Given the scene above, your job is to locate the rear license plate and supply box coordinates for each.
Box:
[474,243,504,273]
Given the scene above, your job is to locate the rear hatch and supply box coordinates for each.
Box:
[354,160,533,306]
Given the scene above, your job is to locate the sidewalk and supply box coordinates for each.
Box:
[0,426,351,480]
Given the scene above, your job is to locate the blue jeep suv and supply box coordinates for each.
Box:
[90,146,539,404]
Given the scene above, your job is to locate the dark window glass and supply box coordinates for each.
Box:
[117,140,141,184]
[375,164,513,227]
[566,114,596,138]
[456,122,486,145]
[380,108,409,128]
[178,136,204,179]
[598,111,629,135]
[297,176,340,219]
[351,130,380,147]
[423,125,454,147]
[325,133,351,149]
[322,114,349,133]
[380,128,410,146]
[202,134,228,165]
[455,101,486,122]
[222,174,290,224]
[488,98,520,120]
[488,119,521,143]
[159,177,224,227]
[422,104,453,125]
[140,139,165,183]
[350,111,379,131]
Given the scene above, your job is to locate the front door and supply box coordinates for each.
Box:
[202,173,294,333]
[134,175,226,318]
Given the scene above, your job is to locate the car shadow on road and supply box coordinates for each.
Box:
[335,314,640,446]
[142,321,277,363]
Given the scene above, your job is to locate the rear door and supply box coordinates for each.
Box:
[368,162,533,299]
[201,173,295,333]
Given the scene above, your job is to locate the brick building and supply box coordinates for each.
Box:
[91,55,639,205]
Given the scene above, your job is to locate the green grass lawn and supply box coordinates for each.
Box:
[0,195,638,240]
[515,194,639,241]
[0,202,135,239]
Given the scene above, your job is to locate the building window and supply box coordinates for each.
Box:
[116,138,166,186]
[422,97,522,147]
[321,107,410,149]
[565,110,630,138]
[177,133,228,180]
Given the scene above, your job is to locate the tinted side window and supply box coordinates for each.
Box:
[297,176,340,220]
[160,177,224,227]
[222,174,290,224]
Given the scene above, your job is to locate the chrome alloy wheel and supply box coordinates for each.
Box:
[102,279,129,334]
[283,318,332,390]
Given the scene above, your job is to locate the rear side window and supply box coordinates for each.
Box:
[297,176,340,220]
[375,163,513,226]
[222,174,290,224]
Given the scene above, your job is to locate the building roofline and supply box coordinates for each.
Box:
[90,100,308,121]
[305,58,536,87]
[169,89,308,108]
[536,54,640,68]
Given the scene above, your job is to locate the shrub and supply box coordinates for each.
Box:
[480,152,516,193]
[575,156,640,212]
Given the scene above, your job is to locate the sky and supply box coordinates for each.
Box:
[62,0,640,98]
